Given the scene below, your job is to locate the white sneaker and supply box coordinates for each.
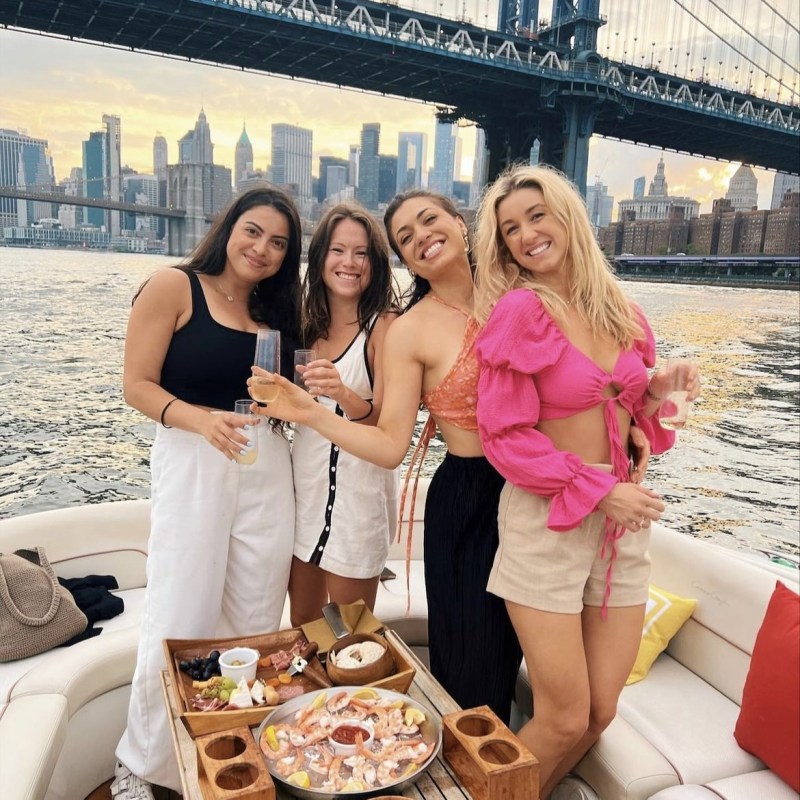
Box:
[110,762,155,800]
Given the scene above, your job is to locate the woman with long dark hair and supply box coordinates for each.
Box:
[113,187,302,798]
[289,203,400,624]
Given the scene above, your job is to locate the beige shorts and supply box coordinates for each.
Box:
[487,479,651,614]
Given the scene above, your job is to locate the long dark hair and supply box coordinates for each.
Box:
[383,189,472,310]
[303,203,398,347]
[136,187,302,381]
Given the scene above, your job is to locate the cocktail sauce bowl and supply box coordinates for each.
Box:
[325,633,395,686]
[328,718,374,756]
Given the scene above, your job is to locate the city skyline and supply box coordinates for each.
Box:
[1,27,796,216]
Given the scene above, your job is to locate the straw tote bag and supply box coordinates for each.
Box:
[0,547,88,662]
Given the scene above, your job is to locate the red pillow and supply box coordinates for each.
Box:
[734,581,800,792]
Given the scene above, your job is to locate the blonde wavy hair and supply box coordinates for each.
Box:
[474,164,643,347]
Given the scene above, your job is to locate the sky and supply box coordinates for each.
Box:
[1,8,796,218]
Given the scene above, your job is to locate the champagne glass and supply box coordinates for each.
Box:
[251,329,281,403]
[658,358,695,430]
[233,399,257,465]
[293,349,316,390]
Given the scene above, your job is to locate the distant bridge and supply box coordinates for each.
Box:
[0,187,186,219]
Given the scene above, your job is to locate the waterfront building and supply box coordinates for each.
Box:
[396,132,427,193]
[103,114,122,236]
[271,123,313,204]
[617,158,700,222]
[378,155,397,206]
[58,168,84,229]
[82,131,106,230]
[770,173,800,210]
[764,192,800,255]
[2,220,110,249]
[586,177,614,229]
[234,124,254,190]
[81,116,122,234]
[428,121,456,197]
[153,135,168,239]
[318,155,349,202]
[179,109,213,165]
[725,165,758,211]
[358,123,380,210]
[470,128,488,208]
[633,176,646,198]
[0,128,56,228]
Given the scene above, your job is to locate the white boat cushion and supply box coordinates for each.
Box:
[0,693,68,800]
[0,587,144,708]
[649,768,798,800]
[617,653,763,785]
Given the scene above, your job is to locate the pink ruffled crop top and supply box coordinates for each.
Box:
[475,289,675,610]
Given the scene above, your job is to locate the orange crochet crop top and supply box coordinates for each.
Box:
[420,294,480,432]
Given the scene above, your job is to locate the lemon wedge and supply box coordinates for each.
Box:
[404,707,426,726]
[352,688,380,701]
[342,779,367,791]
[263,725,279,752]
[288,771,311,788]
[387,699,404,709]
[309,691,328,709]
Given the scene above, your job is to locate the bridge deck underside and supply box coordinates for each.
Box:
[1,0,797,171]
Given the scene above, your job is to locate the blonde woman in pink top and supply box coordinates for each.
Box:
[473,164,699,797]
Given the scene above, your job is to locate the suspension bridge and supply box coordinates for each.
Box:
[0,0,797,192]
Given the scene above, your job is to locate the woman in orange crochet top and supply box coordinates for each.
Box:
[250,189,523,722]
[473,164,700,797]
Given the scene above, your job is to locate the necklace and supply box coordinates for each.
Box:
[215,278,250,303]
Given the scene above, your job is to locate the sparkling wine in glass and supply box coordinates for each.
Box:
[233,399,258,465]
[251,329,281,403]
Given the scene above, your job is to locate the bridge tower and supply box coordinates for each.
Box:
[165,164,207,256]
[487,0,606,194]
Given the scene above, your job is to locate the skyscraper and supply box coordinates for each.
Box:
[235,123,254,190]
[271,123,313,203]
[726,165,758,211]
[470,128,488,208]
[103,114,122,236]
[378,155,398,205]
[358,123,380,209]
[58,167,84,229]
[586,178,614,229]
[0,128,55,227]
[123,173,158,233]
[179,109,213,165]
[633,176,646,198]
[770,172,799,210]
[396,132,427,193]
[153,134,168,176]
[348,145,360,188]
[81,116,122,234]
[82,130,106,229]
[428,121,456,197]
[318,155,350,202]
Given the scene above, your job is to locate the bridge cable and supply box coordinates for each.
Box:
[759,0,800,35]
[670,0,794,93]
[700,0,799,74]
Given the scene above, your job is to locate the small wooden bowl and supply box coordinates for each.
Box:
[326,632,396,686]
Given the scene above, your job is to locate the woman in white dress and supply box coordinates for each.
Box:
[289,203,400,626]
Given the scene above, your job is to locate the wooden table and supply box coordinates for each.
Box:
[161,629,475,800]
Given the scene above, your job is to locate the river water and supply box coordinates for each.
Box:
[1,248,798,559]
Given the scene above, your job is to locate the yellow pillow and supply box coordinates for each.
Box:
[627,585,697,684]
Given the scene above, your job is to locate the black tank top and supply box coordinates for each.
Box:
[160,270,256,411]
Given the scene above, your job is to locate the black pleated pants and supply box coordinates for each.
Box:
[424,453,523,724]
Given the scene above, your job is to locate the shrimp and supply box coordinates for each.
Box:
[377,758,399,786]
[326,690,350,713]
[392,741,436,764]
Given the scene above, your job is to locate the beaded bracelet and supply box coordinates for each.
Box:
[159,397,178,428]
[348,399,374,423]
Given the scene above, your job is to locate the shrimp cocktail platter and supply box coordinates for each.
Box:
[164,628,417,738]
[255,686,442,799]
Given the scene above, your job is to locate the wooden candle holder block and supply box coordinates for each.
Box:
[195,726,275,800]
[442,706,539,800]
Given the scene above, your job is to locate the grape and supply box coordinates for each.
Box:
[209,650,220,661]
[178,660,190,672]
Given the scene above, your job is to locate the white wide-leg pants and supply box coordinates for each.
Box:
[116,422,294,791]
